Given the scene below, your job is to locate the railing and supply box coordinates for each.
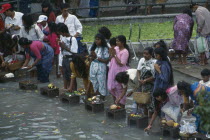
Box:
[0,0,208,17]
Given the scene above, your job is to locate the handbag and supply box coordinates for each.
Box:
[133,88,151,104]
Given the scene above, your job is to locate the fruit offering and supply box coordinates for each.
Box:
[110,104,121,110]
[73,89,86,96]
[173,123,179,127]
[64,92,75,97]
[48,83,56,89]
[130,113,142,118]
[166,120,175,127]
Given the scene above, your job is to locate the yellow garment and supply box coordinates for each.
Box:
[70,61,94,94]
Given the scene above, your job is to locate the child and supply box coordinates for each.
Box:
[89,33,109,99]
[68,55,94,96]
[37,15,50,37]
[199,68,210,87]
[47,22,60,78]
[57,23,78,89]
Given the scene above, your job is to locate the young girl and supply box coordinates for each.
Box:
[47,22,60,77]
[153,47,174,91]
[68,55,94,96]
[89,33,109,98]
[108,35,130,107]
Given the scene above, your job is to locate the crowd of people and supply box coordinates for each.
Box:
[0,1,210,135]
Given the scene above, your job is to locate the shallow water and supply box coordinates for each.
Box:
[0,60,199,140]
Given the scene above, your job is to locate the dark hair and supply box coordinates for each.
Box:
[60,3,69,10]
[154,40,168,54]
[1,32,15,49]
[22,14,34,33]
[41,1,53,18]
[144,47,154,56]
[115,71,129,85]
[153,88,168,115]
[72,55,87,78]
[201,68,210,77]
[98,26,112,40]
[90,33,108,51]
[57,23,69,34]
[48,22,57,34]
[177,81,192,97]
[190,3,199,9]
[116,35,131,65]
[183,9,193,17]
[19,37,33,46]
[109,37,116,46]
[155,47,174,86]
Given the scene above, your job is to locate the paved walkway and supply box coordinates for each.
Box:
[171,61,210,80]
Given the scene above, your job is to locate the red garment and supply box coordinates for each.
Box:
[47,33,60,55]
[0,16,4,31]
[48,12,56,23]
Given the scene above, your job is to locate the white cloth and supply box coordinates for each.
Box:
[5,11,23,35]
[76,0,90,18]
[126,69,137,81]
[199,80,210,87]
[55,13,83,36]
[19,24,44,41]
[137,57,157,76]
[60,36,78,56]
[38,23,48,31]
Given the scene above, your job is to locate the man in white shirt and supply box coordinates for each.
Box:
[57,23,78,89]
[55,3,82,38]
[0,3,23,35]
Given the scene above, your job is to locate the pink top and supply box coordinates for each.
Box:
[107,46,129,104]
[47,33,60,55]
[26,41,44,59]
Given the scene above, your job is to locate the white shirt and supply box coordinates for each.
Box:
[5,11,23,35]
[199,80,210,87]
[60,36,78,56]
[55,13,83,36]
[19,24,44,41]
[137,57,157,70]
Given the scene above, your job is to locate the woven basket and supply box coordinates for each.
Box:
[7,61,24,71]
[133,92,151,104]
[156,0,168,4]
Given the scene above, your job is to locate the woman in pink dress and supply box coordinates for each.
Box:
[108,35,130,107]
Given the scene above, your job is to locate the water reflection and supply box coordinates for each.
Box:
[0,62,198,139]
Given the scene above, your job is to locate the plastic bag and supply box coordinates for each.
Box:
[179,120,197,134]
[161,102,181,122]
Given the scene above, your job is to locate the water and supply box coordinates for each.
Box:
[0,61,199,140]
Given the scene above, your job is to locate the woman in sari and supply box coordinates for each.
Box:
[177,81,210,133]
[19,37,54,83]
